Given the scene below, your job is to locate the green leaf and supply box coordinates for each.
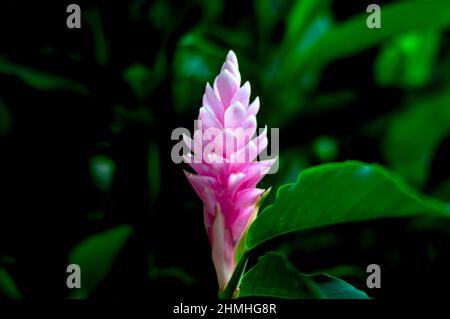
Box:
[238,252,314,298]
[148,266,196,285]
[278,0,450,85]
[0,267,22,299]
[0,56,90,95]
[123,53,166,100]
[254,0,290,46]
[68,225,133,298]
[89,155,116,192]
[283,0,332,49]
[260,0,332,127]
[247,161,450,250]
[383,88,450,187]
[85,6,109,66]
[313,135,339,162]
[433,179,450,203]
[310,274,369,299]
[112,105,155,132]
[172,32,223,115]
[123,63,153,99]
[148,0,173,31]
[197,0,223,21]
[375,31,440,88]
[260,148,309,190]
[238,252,368,299]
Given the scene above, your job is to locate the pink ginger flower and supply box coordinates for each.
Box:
[183,51,275,291]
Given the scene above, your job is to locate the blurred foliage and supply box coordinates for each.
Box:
[0,267,22,299]
[383,87,450,187]
[313,135,339,162]
[172,31,224,114]
[68,225,133,298]
[90,155,116,192]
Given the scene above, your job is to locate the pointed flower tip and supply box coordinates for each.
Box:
[226,50,238,66]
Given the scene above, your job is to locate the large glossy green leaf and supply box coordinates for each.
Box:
[313,135,339,162]
[0,98,12,137]
[123,52,166,100]
[172,32,223,115]
[238,252,368,299]
[283,0,331,50]
[148,0,173,32]
[68,225,133,298]
[247,161,450,250]
[254,0,288,46]
[147,251,196,285]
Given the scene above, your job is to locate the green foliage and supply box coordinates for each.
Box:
[0,56,90,95]
[0,267,22,299]
[68,225,133,298]
[238,252,368,299]
[383,88,450,187]
[281,0,450,79]
[123,63,153,100]
[148,0,173,32]
[313,135,339,162]
[172,31,223,115]
[222,161,450,298]
[281,0,330,57]
[254,0,289,48]
[148,266,196,286]
[375,31,440,88]
[247,161,449,250]
[147,249,196,285]
[89,155,116,192]
[123,53,166,100]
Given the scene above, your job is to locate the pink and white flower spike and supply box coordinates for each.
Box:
[183,50,275,292]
